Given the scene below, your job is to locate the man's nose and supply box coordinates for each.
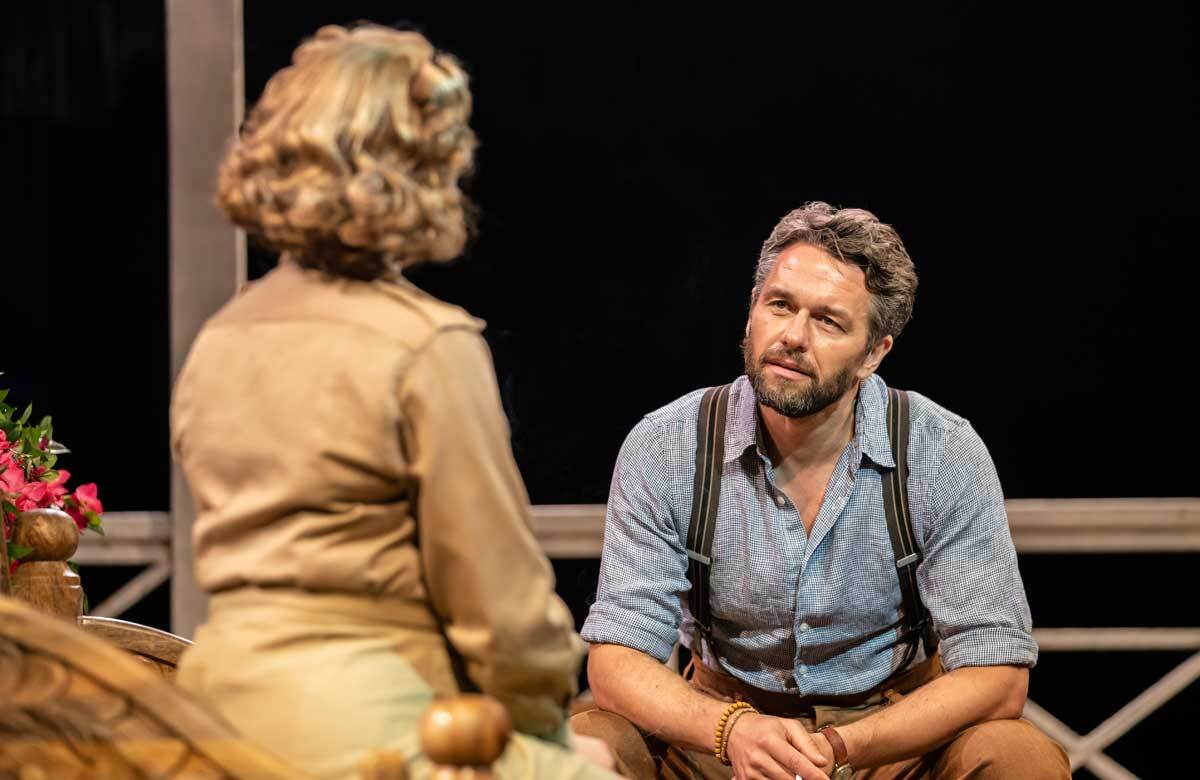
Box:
[780,311,810,350]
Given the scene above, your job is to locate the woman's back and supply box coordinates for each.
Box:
[173,260,481,598]
[170,22,616,779]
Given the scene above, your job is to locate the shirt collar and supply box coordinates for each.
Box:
[723,374,895,469]
[855,374,895,469]
[724,377,762,463]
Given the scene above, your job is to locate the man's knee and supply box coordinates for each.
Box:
[940,719,1071,779]
[569,709,657,779]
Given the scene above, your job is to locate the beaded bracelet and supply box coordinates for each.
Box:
[713,700,756,765]
[719,706,757,764]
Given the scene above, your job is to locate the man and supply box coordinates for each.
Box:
[574,203,1069,779]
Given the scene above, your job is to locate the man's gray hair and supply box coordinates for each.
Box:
[753,202,919,349]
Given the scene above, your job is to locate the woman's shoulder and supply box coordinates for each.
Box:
[373,276,485,336]
[208,262,485,349]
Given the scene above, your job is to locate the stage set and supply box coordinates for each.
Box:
[2,1,1196,778]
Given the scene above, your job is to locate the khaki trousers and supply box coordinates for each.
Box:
[179,588,617,780]
[570,655,1070,780]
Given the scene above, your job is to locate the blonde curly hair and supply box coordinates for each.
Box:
[216,24,477,279]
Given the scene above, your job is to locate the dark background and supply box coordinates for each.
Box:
[4,2,1197,775]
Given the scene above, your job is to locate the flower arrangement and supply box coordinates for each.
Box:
[1,382,104,571]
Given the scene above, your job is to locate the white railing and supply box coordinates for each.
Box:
[83,498,1200,778]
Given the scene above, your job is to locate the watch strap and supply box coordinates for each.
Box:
[819,726,849,768]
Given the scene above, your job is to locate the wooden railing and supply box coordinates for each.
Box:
[78,498,1200,778]
[526,497,1200,557]
[71,510,171,618]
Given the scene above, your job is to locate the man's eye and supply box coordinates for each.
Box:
[769,300,788,310]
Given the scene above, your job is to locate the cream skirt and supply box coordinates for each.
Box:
[177,587,613,780]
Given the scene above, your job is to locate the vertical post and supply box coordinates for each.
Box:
[166,0,245,638]
[1,519,10,596]
[9,509,82,620]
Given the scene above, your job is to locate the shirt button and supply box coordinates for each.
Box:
[775,493,787,507]
[799,622,810,632]
[798,664,808,676]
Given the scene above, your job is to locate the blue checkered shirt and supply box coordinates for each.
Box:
[581,374,1037,695]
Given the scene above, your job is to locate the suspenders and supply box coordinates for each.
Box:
[880,387,940,668]
[684,384,939,669]
[685,384,731,637]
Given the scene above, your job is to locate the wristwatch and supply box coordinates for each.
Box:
[819,727,854,779]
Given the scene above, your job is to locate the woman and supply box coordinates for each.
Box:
[172,24,613,780]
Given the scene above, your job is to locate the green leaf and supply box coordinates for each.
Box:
[8,544,33,560]
[2,500,17,517]
[88,515,105,536]
[18,404,32,425]
[37,415,51,430]
[0,389,7,403]
[67,560,79,574]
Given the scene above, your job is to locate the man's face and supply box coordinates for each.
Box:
[743,243,892,418]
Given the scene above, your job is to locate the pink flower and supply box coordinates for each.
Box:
[0,430,11,450]
[73,483,103,515]
[65,508,84,530]
[65,483,103,531]
[43,469,70,504]
[0,455,25,494]
[16,480,48,511]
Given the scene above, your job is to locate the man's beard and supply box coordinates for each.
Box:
[742,336,862,419]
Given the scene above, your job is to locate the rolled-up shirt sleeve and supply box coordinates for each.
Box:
[918,421,1039,671]
[581,417,691,662]
[398,326,582,743]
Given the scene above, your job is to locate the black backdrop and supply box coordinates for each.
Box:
[4,2,1198,775]
[246,2,1198,504]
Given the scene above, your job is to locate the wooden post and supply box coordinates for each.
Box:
[1,518,10,596]
[9,508,82,620]
[166,0,245,638]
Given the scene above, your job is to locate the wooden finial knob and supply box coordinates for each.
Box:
[359,749,409,780]
[13,509,79,561]
[419,694,512,768]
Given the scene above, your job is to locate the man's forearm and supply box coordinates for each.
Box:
[588,643,729,752]
[838,665,1028,768]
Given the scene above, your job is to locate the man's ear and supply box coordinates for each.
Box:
[857,334,894,379]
